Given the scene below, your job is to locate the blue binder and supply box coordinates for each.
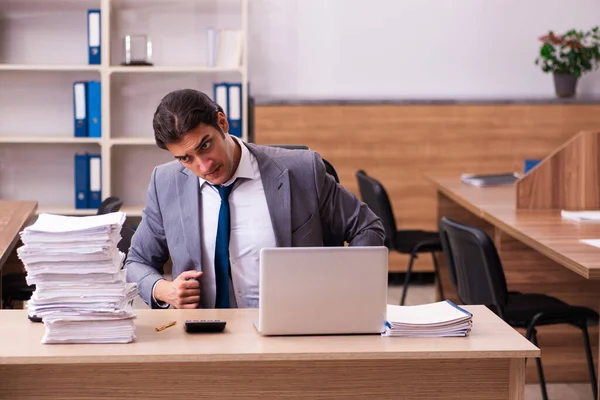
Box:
[227,83,242,138]
[213,82,228,116]
[73,82,88,137]
[88,9,101,65]
[74,153,90,209]
[88,154,102,209]
[87,81,101,138]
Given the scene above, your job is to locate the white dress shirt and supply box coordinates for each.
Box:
[198,136,276,308]
[153,136,276,308]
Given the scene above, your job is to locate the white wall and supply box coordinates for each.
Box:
[248,0,600,100]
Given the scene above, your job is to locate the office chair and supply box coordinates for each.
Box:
[247,96,256,143]
[355,170,444,305]
[118,226,135,258]
[268,144,343,247]
[2,196,127,309]
[267,144,340,184]
[438,216,598,400]
[96,196,135,257]
[1,268,35,309]
[269,144,309,150]
[97,196,123,215]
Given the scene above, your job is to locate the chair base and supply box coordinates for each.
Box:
[388,272,435,286]
[522,311,598,400]
[400,251,445,305]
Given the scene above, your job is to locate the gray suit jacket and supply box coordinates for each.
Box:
[125,143,385,308]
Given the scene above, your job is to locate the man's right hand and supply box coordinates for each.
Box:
[154,270,203,309]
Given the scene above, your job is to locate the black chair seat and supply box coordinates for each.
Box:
[2,272,35,302]
[503,293,599,328]
[355,170,446,305]
[393,230,442,254]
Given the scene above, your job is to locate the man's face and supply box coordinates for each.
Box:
[166,113,239,185]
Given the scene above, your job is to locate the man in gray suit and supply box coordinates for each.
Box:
[125,89,385,309]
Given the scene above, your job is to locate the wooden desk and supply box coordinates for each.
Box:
[0,201,37,305]
[0,307,538,400]
[429,176,600,383]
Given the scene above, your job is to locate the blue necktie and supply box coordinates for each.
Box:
[214,183,234,308]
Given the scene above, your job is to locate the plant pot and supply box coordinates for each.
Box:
[553,72,578,98]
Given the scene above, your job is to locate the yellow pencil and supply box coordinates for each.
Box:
[155,321,177,332]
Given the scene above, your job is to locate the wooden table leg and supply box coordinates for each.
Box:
[509,359,526,400]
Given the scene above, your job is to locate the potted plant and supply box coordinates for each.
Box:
[535,27,600,98]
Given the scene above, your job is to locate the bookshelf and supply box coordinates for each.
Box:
[0,0,248,217]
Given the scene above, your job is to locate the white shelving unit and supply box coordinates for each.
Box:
[0,65,102,72]
[0,0,248,217]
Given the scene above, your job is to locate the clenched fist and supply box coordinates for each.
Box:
[154,270,203,309]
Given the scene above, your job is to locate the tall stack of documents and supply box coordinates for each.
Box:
[383,300,473,337]
[17,212,137,344]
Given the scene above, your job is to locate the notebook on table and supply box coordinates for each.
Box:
[383,300,473,337]
[561,210,600,222]
[460,173,520,187]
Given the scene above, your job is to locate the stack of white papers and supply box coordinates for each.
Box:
[17,212,138,344]
[561,210,600,222]
[383,300,473,337]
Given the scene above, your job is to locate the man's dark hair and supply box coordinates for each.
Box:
[153,89,224,150]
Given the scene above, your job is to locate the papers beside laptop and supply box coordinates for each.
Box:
[561,210,600,222]
[17,212,138,344]
[383,300,473,337]
[580,239,600,249]
[460,173,520,187]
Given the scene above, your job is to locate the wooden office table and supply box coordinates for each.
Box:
[0,307,538,400]
[429,176,600,384]
[0,201,37,304]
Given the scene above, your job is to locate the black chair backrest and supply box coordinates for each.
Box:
[118,226,135,257]
[268,144,342,246]
[247,96,255,143]
[270,144,309,150]
[268,145,340,184]
[438,216,508,311]
[355,170,397,245]
[322,158,340,184]
[97,196,123,215]
[437,223,459,289]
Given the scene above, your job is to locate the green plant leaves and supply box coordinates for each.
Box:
[535,26,600,77]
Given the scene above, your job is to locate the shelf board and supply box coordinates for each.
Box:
[0,64,101,72]
[109,65,242,74]
[2,0,99,12]
[111,138,156,145]
[111,0,213,7]
[0,136,102,144]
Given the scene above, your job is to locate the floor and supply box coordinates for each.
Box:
[133,283,593,399]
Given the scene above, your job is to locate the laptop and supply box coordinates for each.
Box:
[254,246,389,336]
